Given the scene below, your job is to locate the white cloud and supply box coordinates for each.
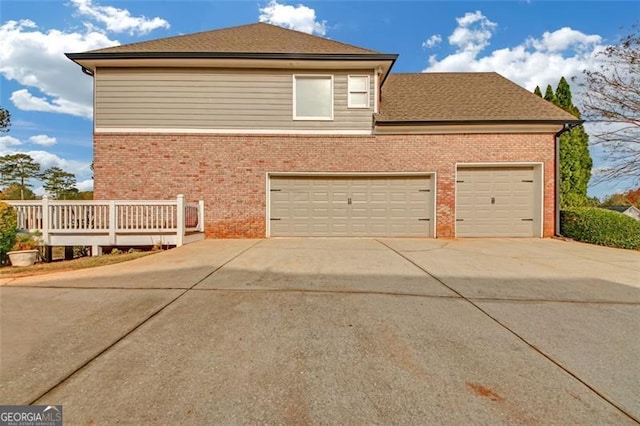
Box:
[70,0,170,35]
[529,27,602,53]
[259,0,327,36]
[0,136,22,150]
[77,179,94,192]
[423,34,442,49]
[424,11,603,92]
[11,89,92,119]
[27,150,90,176]
[0,19,118,119]
[28,134,57,147]
[448,11,496,55]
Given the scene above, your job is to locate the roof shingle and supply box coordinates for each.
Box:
[378,72,579,123]
[85,22,379,55]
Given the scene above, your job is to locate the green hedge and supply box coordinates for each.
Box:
[0,201,17,264]
[560,208,640,250]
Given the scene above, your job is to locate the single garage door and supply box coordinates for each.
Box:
[269,175,433,237]
[456,166,541,237]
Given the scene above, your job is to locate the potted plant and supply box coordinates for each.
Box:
[7,232,41,267]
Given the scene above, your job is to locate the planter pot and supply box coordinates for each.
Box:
[7,250,39,267]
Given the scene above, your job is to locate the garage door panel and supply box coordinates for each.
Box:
[270,175,433,237]
[456,166,538,237]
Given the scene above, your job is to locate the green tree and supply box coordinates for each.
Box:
[41,166,78,200]
[0,184,36,200]
[552,78,593,208]
[75,191,94,200]
[0,106,10,133]
[0,154,41,200]
[0,201,17,264]
[533,86,542,97]
[543,84,556,103]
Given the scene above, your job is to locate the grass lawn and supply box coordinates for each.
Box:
[0,251,158,278]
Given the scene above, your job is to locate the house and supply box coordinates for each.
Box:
[66,22,579,239]
[604,206,640,221]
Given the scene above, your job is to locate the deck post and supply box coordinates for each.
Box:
[198,200,205,233]
[176,194,185,247]
[41,195,50,245]
[108,200,117,245]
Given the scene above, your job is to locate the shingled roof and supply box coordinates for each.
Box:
[84,22,379,55]
[378,73,580,123]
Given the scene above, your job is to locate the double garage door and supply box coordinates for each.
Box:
[269,175,434,237]
[456,166,541,237]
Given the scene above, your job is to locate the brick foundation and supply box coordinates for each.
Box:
[94,133,556,238]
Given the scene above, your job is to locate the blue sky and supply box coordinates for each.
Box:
[1,0,638,197]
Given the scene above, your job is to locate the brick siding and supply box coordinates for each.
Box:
[94,133,556,238]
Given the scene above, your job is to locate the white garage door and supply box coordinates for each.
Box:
[456,166,541,237]
[269,175,433,237]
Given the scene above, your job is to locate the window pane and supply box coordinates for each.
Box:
[349,76,368,92]
[349,92,368,107]
[296,77,331,118]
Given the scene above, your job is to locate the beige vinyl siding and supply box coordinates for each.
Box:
[95,68,374,131]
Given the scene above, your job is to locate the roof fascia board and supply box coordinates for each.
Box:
[375,119,582,126]
[66,52,398,61]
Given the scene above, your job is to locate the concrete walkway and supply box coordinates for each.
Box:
[1,238,638,424]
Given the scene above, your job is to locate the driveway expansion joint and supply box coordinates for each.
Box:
[467,297,640,306]
[190,287,464,299]
[30,239,264,405]
[375,238,640,424]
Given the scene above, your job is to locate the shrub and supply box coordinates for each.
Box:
[12,232,40,251]
[0,201,17,262]
[560,208,640,250]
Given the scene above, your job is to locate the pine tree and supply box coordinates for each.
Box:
[41,167,78,200]
[551,78,593,208]
[543,85,556,103]
[0,106,10,133]
[0,154,41,200]
[533,86,542,97]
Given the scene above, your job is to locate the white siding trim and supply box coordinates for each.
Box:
[454,162,544,238]
[373,72,379,114]
[94,128,372,135]
[432,170,437,238]
[93,68,97,133]
[265,171,437,238]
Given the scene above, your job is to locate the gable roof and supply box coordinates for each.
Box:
[604,206,639,214]
[82,22,379,55]
[377,73,580,123]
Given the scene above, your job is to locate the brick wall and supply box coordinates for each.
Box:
[94,133,556,238]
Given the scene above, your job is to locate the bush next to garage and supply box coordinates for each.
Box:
[560,208,640,250]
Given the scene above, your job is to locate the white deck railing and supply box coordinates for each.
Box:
[6,195,205,252]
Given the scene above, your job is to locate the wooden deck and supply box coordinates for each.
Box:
[7,195,205,255]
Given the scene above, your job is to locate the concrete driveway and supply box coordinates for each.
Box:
[1,238,638,424]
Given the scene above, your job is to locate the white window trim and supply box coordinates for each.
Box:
[373,72,379,114]
[292,74,334,121]
[348,75,370,109]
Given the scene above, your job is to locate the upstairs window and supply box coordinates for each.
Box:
[293,75,333,120]
[348,75,370,108]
